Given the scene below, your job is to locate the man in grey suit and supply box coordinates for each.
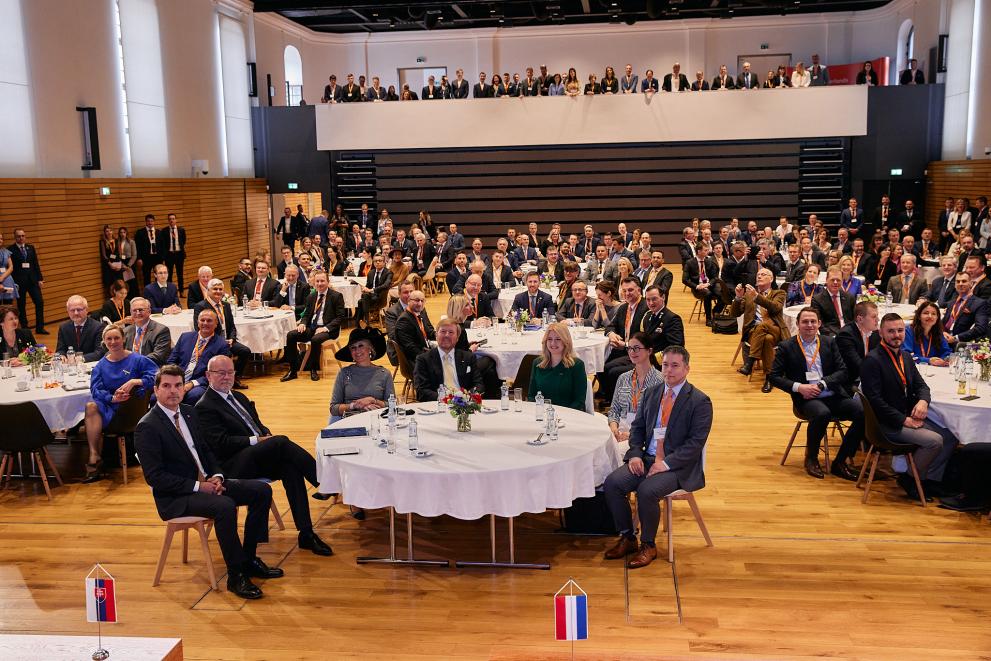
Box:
[123,297,173,365]
[582,245,616,285]
[603,345,712,569]
[886,254,928,305]
[555,281,596,324]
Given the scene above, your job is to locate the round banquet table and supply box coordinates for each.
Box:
[783,302,916,335]
[328,276,362,310]
[915,364,991,445]
[0,365,91,430]
[154,309,297,354]
[466,326,611,381]
[315,402,621,520]
[491,286,596,319]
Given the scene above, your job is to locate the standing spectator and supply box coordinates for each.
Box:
[117,226,138,298]
[856,61,878,86]
[99,224,124,289]
[135,214,165,288]
[809,54,829,86]
[10,228,46,334]
[274,206,295,251]
[164,213,187,292]
[899,58,925,85]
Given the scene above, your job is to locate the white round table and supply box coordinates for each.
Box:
[783,302,916,335]
[0,365,91,430]
[315,403,621,519]
[917,365,991,445]
[491,286,596,319]
[329,276,362,310]
[154,309,297,354]
[466,326,611,381]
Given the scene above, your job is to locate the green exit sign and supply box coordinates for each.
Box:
[890,168,903,176]
[287,182,298,190]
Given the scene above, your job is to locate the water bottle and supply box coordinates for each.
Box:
[546,406,558,441]
[542,310,549,326]
[408,419,418,452]
[386,420,397,454]
[437,384,448,412]
[53,355,64,384]
[66,347,77,375]
[500,382,510,410]
[241,295,248,312]
[534,391,544,421]
[387,394,397,426]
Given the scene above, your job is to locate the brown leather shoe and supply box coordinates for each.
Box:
[627,544,658,569]
[604,536,638,560]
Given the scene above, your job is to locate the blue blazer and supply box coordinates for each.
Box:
[167,331,230,388]
[512,246,539,266]
[619,75,639,93]
[511,290,555,318]
[901,325,951,363]
[641,78,659,92]
[143,282,181,313]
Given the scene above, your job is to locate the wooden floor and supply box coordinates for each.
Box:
[2,266,990,660]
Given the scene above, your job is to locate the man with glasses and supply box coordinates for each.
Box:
[123,297,172,365]
[194,278,252,389]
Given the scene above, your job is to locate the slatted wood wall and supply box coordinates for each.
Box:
[925,160,991,229]
[0,178,270,327]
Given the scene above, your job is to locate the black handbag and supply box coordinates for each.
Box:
[711,317,739,335]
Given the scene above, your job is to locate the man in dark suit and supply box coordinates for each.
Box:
[280,272,345,382]
[193,279,252,388]
[323,75,342,103]
[411,234,435,278]
[231,258,254,299]
[926,257,958,308]
[597,277,648,402]
[512,235,539,267]
[943,271,989,346]
[384,282,413,366]
[340,73,361,102]
[433,232,456,272]
[421,75,442,100]
[134,365,280,600]
[271,265,310,319]
[640,286,685,354]
[167,308,231,403]
[783,244,807,284]
[537,247,565,283]
[899,59,925,85]
[365,76,385,101]
[446,254,470,294]
[963,254,991,299]
[511,272,555,319]
[850,239,876,278]
[736,61,760,90]
[394,290,435,367]
[196,355,333,557]
[602,346,712,569]
[769,307,864,479]
[811,267,856,336]
[413,318,484,402]
[276,246,298,280]
[690,73,709,91]
[641,250,674,295]
[355,253,393,324]
[451,68,470,99]
[574,225,601,260]
[143,263,182,313]
[462,275,495,321]
[895,200,925,238]
[472,72,492,98]
[274,207,295,252]
[886,254,928,305]
[124,297,173,365]
[556,280,596,324]
[163,213,187,291]
[839,198,865,238]
[56,296,107,361]
[135,214,166,288]
[187,266,214,309]
[711,65,735,90]
[242,260,281,309]
[662,63,690,92]
[10,228,46,333]
[861,314,959,499]
[678,228,697,266]
[683,244,721,325]
[484,250,517,291]
[835,301,879,386]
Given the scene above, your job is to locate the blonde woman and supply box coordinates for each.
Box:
[445,294,483,351]
[527,322,587,411]
[613,257,634,290]
[838,255,862,296]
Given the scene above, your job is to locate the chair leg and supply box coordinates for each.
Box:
[856,445,874,487]
[0,454,8,489]
[182,528,190,563]
[665,497,675,564]
[271,500,286,531]
[821,429,831,473]
[194,521,219,590]
[731,339,742,365]
[153,524,177,587]
[628,493,640,535]
[906,454,927,508]
[42,447,63,486]
[781,421,803,465]
[118,436,128,485]
[34,452,53,501]
[685,493,713,548]
[861,451,881,504]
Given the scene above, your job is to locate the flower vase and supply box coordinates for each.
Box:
[29,362,42,381]
[981,362,991,382]
[456,413,472,433]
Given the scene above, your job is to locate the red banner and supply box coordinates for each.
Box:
[825,57,889,86]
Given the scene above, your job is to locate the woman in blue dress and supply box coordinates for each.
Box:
[902,301,951,365]
[838,255,863,297]
[83,324,158,483]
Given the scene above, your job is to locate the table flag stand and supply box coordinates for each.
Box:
[85,563,117,660]
[553,578,588,659]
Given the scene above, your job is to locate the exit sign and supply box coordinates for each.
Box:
[890,168,903,176]
[287,182,298,190]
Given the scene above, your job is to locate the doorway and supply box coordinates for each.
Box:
[398,67,448,94]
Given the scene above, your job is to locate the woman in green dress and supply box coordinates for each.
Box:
[528,322,588,412]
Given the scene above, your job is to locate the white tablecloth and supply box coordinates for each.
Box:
[315,403,621,519]
[329,276,362,310]
[917,365,991,445]
[0,366,91,430]
[491,286,597,319]
[783,302,916,335]
[155,309,297,354]
[467,327,611,381]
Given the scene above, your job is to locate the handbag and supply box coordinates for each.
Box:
[711,317,739,335]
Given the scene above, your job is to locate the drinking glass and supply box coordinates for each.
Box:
[368,413,380,440]
[513,388,523,412]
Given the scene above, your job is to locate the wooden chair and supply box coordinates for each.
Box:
[688,297,705,323]
[661,489,714,563]
[780,404,847,472]
[0,402,63,500]
[510,354,539,401]
[389,339,416,403]
[856,392,927,507]
[102,392,152,485]
[256,478,286,531]
[422,257,439,296]
[152,516,218,590]
[730,315,746,365]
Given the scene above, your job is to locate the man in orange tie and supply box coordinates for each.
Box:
[603,346,712,569]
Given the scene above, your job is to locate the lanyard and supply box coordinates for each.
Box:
[630,369,640,411]
[842,278,855,293]
[880,343,907,390]
[801,281,815,300]
[797,336,821,371]
[918,332,932,358]
[112,298,125,321]
[948,295,969,328]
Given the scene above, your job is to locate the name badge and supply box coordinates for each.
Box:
[21,263,30,269]
[653,426,666,443]
[805,371,819,383]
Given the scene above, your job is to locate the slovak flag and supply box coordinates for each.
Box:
[86,577,117,623]
[554,594,588,641]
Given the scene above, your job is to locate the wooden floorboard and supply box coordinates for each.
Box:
[1,265,989,660]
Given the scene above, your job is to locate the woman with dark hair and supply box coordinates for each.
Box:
[99,224,124,288]
[116,226,137,297]
[591,280,620,329]
[584,73,600,95]
[400,88,413,101]
[903,301,950,365]
[786,264,822,306]
[873,245,897,289]
[0,304,34,362]
[386,85,399,101]
[492,74,508,97]
[607,331,662,442]
[418,210,435,239]
[93,280,132,327]
[548,73,565,96]
[856,61,878,86]
[600,66,619,94]
[564,68,581,96]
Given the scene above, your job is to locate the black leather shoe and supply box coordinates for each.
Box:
[227,571,263,599]
[737,357,754,376]
[299,532,334,556]
[804,458,825,479]
[280,371,298,382]
[705,319,713,327]
[311,491,335,501]
[233,380,248,390]
[82,462,104,484]
[310,370,320,382]
[36,328,50,335]
[938,495,987,512]
[761,379,773,393]
[830,463,858,481]
[245,557,284,579]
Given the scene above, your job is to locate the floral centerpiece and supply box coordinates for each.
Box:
[540,273,555,289]
[973,339,991,381]
[857,285,884,304]
[510,309,530,332]
[442,388,483,432]
[18,344,52,378]
[222,293,238,308]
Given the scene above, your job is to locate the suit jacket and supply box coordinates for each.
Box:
[691,80,710,91]
[299,288,346,335]
[435,242,457,271]
[446,268,469,293]
[835,321,880,384]
[853,253,876,278]
[839,208,865,232]
[512,246,539,266]
[383,300,406,364]
[520,79,540,96]
[574,236,601,259]
[421,84,442,100]
[412,244,435,274]
[682,258,717,290]
[608,299,648,341]
[927,275,957,308]
[711,75,735,90]
[123,319,173,365]
[555,297,596,324]
[56,317,107,361]
[731,288,790,338]
[677,240,696,265]
[662,73,690,92]
[772,74,792,88]
[626,382,712,492]
[642,306,685,352]
[619,75,639,93]
[413,347,484,403]
[736,71,760,89]
[270,281,311,318]
[134,404,224,520]
[364,268,393,305]
[896,211,925,238]
[244,277,280,304]
[809,64,829,86]
[642,267,674,294]
[811,289,856,336]
[167,331,230,388]
[485,265,517,290]
[186,282,209,309]
[472,83,493,98]
[511,290,555,318]
[0,327,35,358]
[9,243,43,284]
[451,79,470,99]
[784,259,808,283]
[193,299,238,342]
[900,69,925,85]
[640,78,659,92]
[885,273,928,305]
[366,86,386,101]
[323,83,342,102]
[582,258,611,284]
[394,309,436,366]
[135,227,166,261]
[861,344,930,433]
[537,259,565,283]
[164,226,186,257]
[769,334,851,402]
[341,83,361,102]
[143,282,181,313]
[943,294,989,342]
[194,387,272,466]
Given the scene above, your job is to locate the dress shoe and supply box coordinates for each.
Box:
[896,473,932,502]
[233,380,248,390]
[310,370,320,382]
[226,571,263,600]
[311,491,335,501]
[627,543,658,569]
[36,328,50,335]
[830,463,858,481]
[705,319,713,327]
[280,371,298,382]
[245,557,284,579]
[603,535,638,560]
[737,357,754,376]
[299,531,334,556]
[761,379,773,393]
[804,458,825,479]
[82,461,104,484]
[938,495,987,512]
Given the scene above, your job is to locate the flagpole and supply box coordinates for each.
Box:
[569,577,575,661]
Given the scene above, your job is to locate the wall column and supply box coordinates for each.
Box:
[940,0,975,159]
[967,0,991,158]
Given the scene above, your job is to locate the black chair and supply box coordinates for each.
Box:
[780,404,847,472]
[389,339,415,403]
[102,392,152,485]
[0,402,64,500]
[855,392,927,507]
[510,354,539,401]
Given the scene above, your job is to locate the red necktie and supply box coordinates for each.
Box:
[833,294,844,326]
[254,279,263,299]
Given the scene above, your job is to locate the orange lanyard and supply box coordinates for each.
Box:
[801,281,815,301]
[192,336,208,362]
[918,332,932,358]
[842,278,855,293]
[797,336,821,371]
[112,298,125,321]
[630,369,641,411]
[948,295,969,328]
[880,343,907,390]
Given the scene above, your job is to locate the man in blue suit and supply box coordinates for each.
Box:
[512,235,539,268]
[603,346,712,569]
[193,279,252,389]
[143,263,181,313]
[167,307,231,404]
[619,64,638,94]
[839,197,865,238]
[510,272,554,319]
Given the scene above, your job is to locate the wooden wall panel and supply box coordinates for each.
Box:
[0,178,268,327]
[925,160,991,231]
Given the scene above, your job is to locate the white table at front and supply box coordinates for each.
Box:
[0,366,91,429]
[316,402,620,569]
[916,364,991,445]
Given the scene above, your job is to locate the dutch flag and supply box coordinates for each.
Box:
[554,594,588,641]
[85,577,117,623]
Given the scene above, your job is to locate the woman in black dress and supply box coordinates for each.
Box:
[600,66,619,94]
[856,61,878,86]
[0,304,35,363]
[98,225,123,288]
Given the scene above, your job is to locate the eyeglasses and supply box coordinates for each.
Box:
[626,345,645,353]
[207,370,235,377]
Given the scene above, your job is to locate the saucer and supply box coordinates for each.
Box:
[414,449,433,458]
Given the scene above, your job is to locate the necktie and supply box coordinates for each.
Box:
[442,353,457,390]
[172,229,178,251]
[373,270,379,288]
[227,394,261,435]
[655,388,675,461]
[133,326,143,352]
[902,276,910,303]
[185,336,206,379]
[75,325,82,346]
[311,293,325,329]
[254,279,263,299]
[174,412,206,480]
[529,296,536,317]
[20,246,27,260]
[699,260,707,283]
[586,239,592,253]
[288,284,294,304]
[214,304,225,334]
[415,314,427,340]
[624,306,635,339]
[833,294,844,326]
[574,301,582,320]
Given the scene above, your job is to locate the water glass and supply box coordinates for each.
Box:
[368,413,380,440]
[386,422,397,454]
[513,388,523,412]
[262,300,270,311]
[2,358,11,379]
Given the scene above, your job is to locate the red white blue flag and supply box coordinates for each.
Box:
[86,577,117,623]
[554,593,588,641]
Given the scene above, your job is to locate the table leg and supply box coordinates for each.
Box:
[455,516,550,570]
[357,507,450,568]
